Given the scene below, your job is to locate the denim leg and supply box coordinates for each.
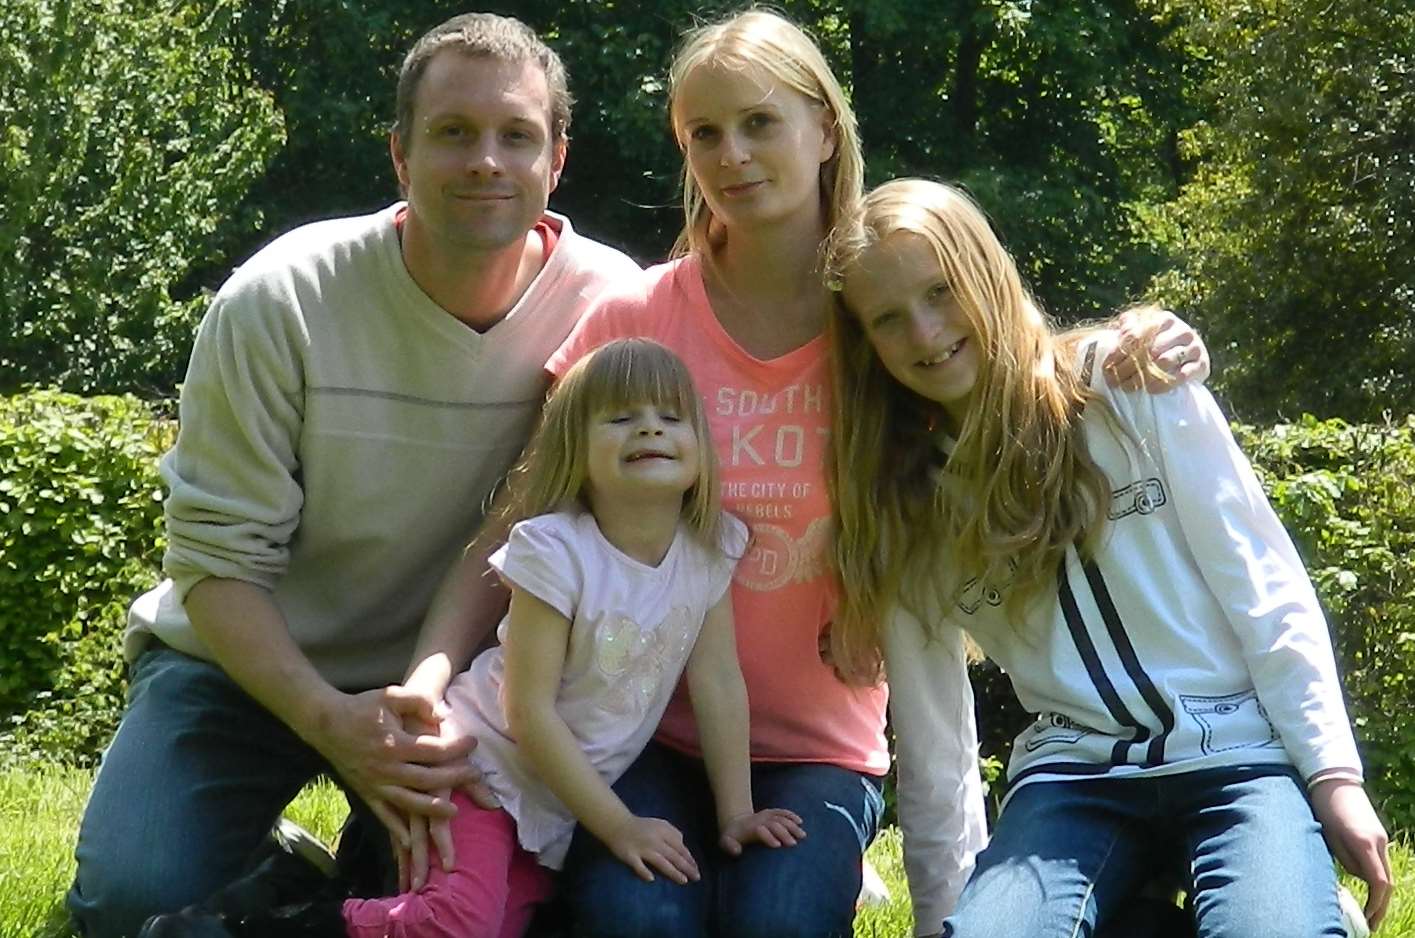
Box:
[1169,765,1345,938]
[945,779,1155,938]
[1094,828,1195,938]
[68,647,327,938]
[564,747,882,938]
[563,742,715,938]
[716,762,883,938]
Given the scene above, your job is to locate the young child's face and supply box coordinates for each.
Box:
[842,232,981,429]
[584,401,701,507]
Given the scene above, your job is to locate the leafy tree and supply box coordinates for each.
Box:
[0,0,284,395]
[545,0,1203,321]
[1147,0,1415,421]
[219,0,703,268]
[220,0,419,244]
[0,1,1207,397]
[846,0,1202,322]
[215,1,1198,312]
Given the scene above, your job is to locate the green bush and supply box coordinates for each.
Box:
[0,0,284,395]
[1236,415,1415,832]
[0,391,170,765]
[3,395,1410,832]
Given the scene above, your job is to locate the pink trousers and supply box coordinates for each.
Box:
[342,793,555,938]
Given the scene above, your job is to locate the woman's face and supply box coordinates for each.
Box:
[842,232,982,430]
[673,62,835,235]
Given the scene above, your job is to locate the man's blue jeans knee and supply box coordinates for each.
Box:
[67,646,331,938]
[562,741,883,938]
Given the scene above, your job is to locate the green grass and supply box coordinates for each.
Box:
[4,764,1411,938]
[0,767,349,938]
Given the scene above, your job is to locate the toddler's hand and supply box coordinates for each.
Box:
[1310,778,1393,929]
[608,816,700,884]
[719,808,806,855]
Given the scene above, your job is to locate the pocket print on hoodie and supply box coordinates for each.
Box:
[1020,712,1097,752]
[1179,690,1279,754]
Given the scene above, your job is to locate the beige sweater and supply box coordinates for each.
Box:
[126,204,640,689]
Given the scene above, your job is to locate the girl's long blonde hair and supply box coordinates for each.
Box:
[823,179,1114,682]
[500,339,725,546]
[666,8,863,258]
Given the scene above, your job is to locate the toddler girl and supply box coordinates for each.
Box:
[145,337,802,938]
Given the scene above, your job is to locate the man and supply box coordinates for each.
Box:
[68,14,640,936]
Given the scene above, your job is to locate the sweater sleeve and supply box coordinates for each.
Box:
[1121,380,1363,781]
[160,275,307,600]
[883,604,988,935]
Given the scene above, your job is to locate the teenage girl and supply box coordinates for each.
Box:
[547,11,1213,938]
[824,178,1393,938]
[143,338,803,938]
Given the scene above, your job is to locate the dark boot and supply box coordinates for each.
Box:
[137,846,347,938]
[211,847,336,916]
[139,898,345,938]
[333,807,397,897]
[138,910,238,938]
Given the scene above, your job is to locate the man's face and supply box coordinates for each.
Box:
[391,51,566,254]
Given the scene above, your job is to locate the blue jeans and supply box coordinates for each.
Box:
[562,741,884,938]
[944,764,1344,938]
[67,646,382,938]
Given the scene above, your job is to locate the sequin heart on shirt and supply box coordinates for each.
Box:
[594,605,697,716]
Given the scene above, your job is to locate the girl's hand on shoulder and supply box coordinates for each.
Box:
[1309,778,1393,929]
[718,808,806,855]
[608,815,701,884]
[1104,306,1210,390]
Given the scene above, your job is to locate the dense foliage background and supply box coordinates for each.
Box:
[2,0,1412,831]
[0,393,169,765]
[5,0,1411,419]
[3,396,1412,832]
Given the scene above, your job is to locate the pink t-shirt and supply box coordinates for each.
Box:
[547,255,889,775]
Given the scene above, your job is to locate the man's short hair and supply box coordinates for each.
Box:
[395,13,572,146]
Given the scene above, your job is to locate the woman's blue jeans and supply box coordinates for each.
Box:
[66,646,384,938]
[944,764,1345,938]
[561,741,885,938]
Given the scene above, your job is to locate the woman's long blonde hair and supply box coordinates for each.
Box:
[823,179,1114,682]
[500,339,725,546]
[666,8,863,258]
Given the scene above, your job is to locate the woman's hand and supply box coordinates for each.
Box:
[1104,306,1210,390]
[1309,778,1393,929]
[607,815,701,884]
[718,808,807,855]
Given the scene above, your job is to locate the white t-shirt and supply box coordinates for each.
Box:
[444,509,749,869]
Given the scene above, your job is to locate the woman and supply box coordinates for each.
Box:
[546,11,1208,938]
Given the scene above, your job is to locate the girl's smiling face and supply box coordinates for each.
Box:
[584,402,702,511]
[672,63,835,233]
[842,232,982,430]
